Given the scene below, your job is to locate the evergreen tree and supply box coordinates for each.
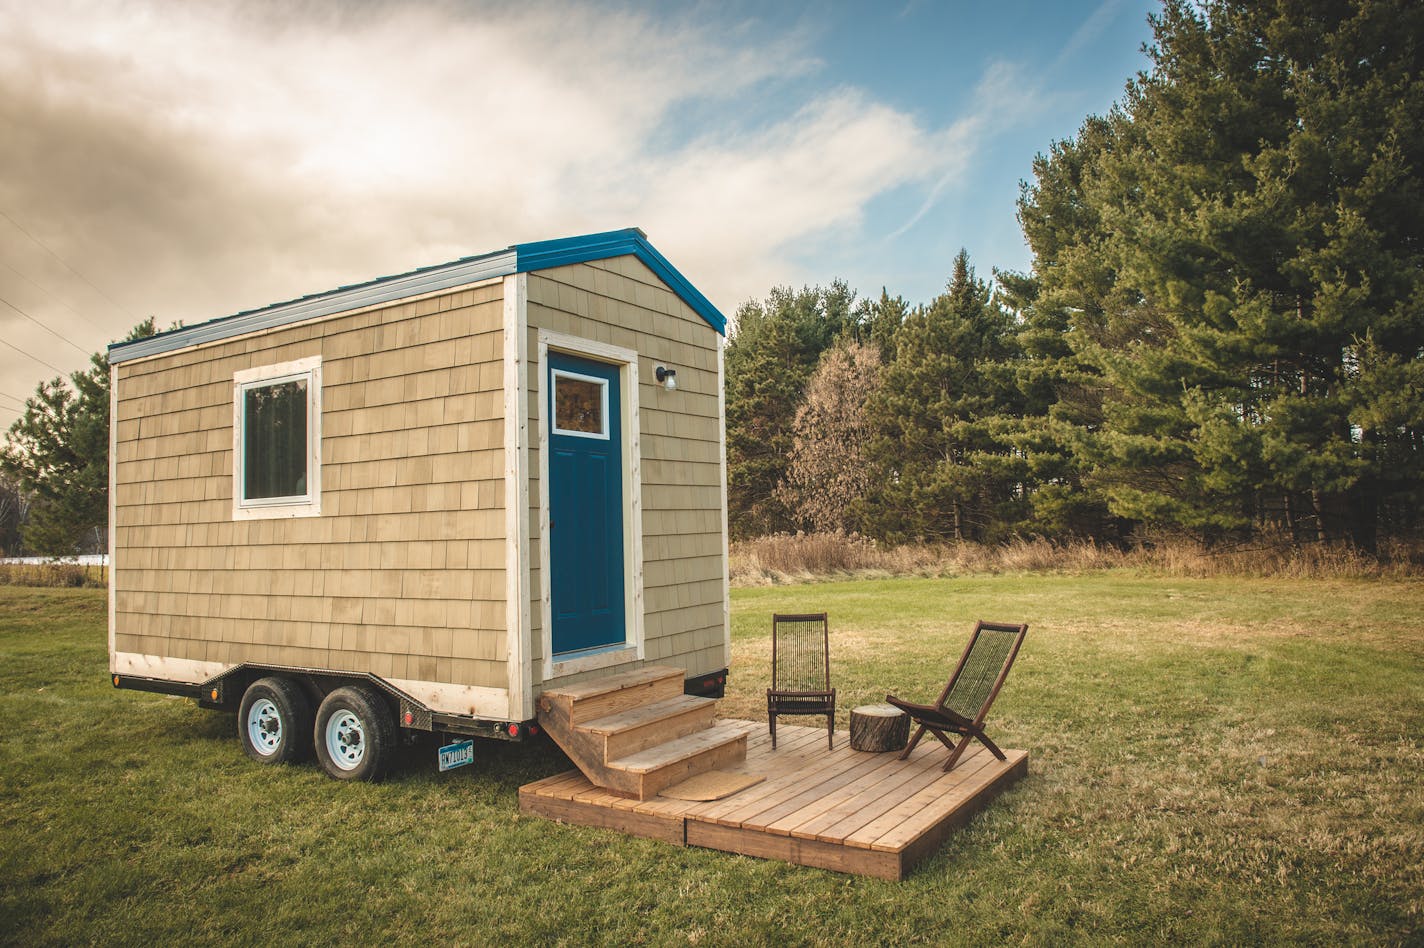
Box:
[0,476,28,556]
[1019,0,1424,549]
[1,319,157,554]
[854,289,913,362]
[993,270,1118,539]
[864,251,1021,541]
[724,283,855,537]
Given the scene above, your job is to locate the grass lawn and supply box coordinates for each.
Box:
[1,577,1421,945]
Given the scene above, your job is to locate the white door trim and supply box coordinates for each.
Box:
[536,329,644,683]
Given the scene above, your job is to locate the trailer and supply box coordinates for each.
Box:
[108,228,730,780]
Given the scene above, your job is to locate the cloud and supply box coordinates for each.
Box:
[0,0,974,395]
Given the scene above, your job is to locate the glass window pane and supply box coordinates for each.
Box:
[555,375,604,435]
[243,379,308,500]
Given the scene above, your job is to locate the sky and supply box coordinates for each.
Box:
[0,0,1156,423]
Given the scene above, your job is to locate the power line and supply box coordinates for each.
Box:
[0,292,91,357]
[0,332,65,375]
[0,257,109,335]
[0,207,139,322]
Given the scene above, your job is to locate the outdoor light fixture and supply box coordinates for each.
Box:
[655,365,677,391]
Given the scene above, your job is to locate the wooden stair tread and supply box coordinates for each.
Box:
[543,665,684,701]
[580,695,715,735]
[610,722,752,775]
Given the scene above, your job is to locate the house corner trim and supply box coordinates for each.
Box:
[503,273,532,720]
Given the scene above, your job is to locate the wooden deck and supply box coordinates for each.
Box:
[519,721,1028,880]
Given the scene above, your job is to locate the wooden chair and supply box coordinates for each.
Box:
[767,612,835,750]
[885,620,1027,772]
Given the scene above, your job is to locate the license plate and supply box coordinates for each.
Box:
[438,739,475,772]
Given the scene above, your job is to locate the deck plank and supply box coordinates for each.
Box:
[760,753,917,837]
[843,751,996,849]
[525,771,596,799]
[688,733,832,823]
[706,742,873,821]
[519,786,686,846]
[738,750,907,833]
[869,750,1027,852]
[834,750,998,849]
[791,749,977,844]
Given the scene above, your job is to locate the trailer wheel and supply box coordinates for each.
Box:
[238,677,313,764]
[314,685,394,782]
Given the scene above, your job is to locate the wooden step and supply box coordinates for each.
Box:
[536,665,748,800]
[542,665,686,725]
[580,695,719,760]
[606,721,751,799]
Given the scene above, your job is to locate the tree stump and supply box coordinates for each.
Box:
[849,704,910,753]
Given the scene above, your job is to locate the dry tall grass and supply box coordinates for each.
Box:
[729,532,1424,585]
[0,563,107,588]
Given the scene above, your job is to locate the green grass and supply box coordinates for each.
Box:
[2,578,1421,945]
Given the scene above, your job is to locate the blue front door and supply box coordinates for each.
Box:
[548,352,626,655]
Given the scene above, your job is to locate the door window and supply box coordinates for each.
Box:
[552,370,609,439]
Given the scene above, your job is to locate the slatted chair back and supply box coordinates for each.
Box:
[771,613,831,693]
[940,621,1028,725]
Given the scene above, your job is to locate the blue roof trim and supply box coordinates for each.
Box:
[514,228,726,336]
[109,228,723,364]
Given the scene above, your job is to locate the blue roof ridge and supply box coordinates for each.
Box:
[109,228,724,364]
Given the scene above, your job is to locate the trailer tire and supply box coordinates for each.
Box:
[238,677,314,764]
[314,685,394,782]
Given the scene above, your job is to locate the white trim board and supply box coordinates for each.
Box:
[535,329,645,685]
[109,652,510,718]
[502,273,532,722]
[107,363,118,672]
[717,336,731,671]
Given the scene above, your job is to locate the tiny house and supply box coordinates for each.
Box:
[108,228,730,779]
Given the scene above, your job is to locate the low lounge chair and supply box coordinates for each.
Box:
[885,620,1027,772]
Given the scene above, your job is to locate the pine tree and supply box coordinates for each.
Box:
[724,283,855,537]
[1019,0,1424,549]
[864,251,1021,541]
[993,270,1117,539]
[856,289,912,362]
[1,319,157,554]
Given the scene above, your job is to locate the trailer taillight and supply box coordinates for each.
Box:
[403,711,414,726]
[508,723,520,738]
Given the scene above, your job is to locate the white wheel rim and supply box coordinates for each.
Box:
[246,698,282,756]
[325,709,365,771]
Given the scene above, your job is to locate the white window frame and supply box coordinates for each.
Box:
[550,368,610,440]
[232,356,322,520]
